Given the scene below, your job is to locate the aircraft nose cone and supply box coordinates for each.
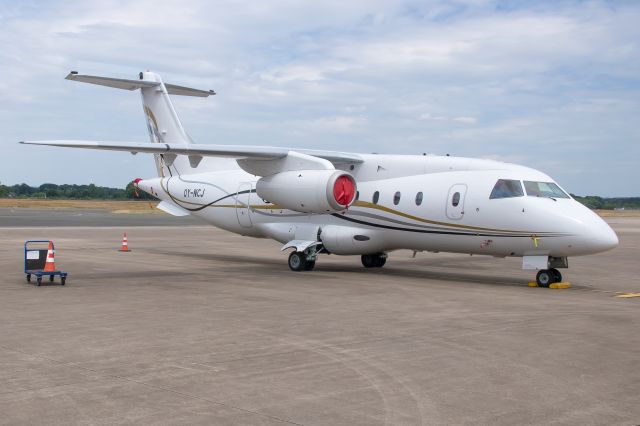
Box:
[591,220,618,252]
[565,202,619,255]
[576,210,619,254]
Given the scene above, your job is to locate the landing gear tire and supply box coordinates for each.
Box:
[361,254,376,268]
[374,256,386,268]
[550,268,562,283]
[288,252,307,272]
[536,270,553,288]
[361,253,386,268]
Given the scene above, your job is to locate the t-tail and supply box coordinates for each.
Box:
[65,71,215,177]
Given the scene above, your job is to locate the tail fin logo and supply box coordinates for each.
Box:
[144,106,163,144]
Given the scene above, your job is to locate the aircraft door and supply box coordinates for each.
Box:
[446,184,467,220]
[235,182,253,228]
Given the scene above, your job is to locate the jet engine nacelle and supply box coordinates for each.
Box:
[256,169,356,213]
[319,225,386,255]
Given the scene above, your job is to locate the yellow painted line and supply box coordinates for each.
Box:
[615,293,640,298]
[531,284,636,296]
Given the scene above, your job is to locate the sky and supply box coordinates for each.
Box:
[1,0,638,196]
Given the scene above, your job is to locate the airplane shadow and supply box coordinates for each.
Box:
[149,249,528,288]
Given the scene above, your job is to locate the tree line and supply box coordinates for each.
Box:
[570,195,640,210]
[0,182,156,200]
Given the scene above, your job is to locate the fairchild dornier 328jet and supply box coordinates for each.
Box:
[21,71,618,287]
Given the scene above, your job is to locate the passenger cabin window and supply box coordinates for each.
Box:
[373,191,379,204]
[490,179,524,199]
[355,191,359,201]
[524,181,570,199]
[452,192,461,207]
[415,192,423,206]
[393,191,401,205]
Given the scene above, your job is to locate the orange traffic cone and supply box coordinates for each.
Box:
[119,232,131,252]
[43,241,56,272]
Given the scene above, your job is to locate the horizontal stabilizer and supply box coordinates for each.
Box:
[65,72,215,97]
[165,83,215,97]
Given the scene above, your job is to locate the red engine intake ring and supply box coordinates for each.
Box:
[333,174,356,207]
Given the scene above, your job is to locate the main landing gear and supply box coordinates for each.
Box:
[535,268,563,288]
[361,253,387,268]
[288,251,388,272]
[288,251,316,272]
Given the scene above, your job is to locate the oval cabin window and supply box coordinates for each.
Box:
[415,192,423,206]
[373,191,380,204]
[393,191,401,205]
[452,192,461,207]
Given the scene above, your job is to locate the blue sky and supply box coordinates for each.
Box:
[1,0,638,196]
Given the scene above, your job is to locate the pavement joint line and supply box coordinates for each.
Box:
[0,379,97,397]
[0,345,305,426]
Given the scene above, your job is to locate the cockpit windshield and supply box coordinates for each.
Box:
[523,181,570,199]
[490,179,524,199]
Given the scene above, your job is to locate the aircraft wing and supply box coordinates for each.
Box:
[19,140,363,168]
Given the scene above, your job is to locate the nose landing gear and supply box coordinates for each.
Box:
[535,268,563,288]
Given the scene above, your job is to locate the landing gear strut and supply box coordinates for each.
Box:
[536,268,563,288]
[361,253,387,268]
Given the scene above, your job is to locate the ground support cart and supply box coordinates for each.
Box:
[24,240,68,286]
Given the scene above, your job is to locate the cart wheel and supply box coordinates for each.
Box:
[61,277,66,286]
[49,275,55,282]
[36,276,42,286]
[26,274,31,283]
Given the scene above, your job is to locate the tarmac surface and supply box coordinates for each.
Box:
[0,207,203,227]
[0,212,639,425]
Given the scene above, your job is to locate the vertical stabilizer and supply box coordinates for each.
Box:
[62,70,216,177]
[139,71,192,177]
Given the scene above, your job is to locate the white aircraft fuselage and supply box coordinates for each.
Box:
[136,154,617,258]
[22,71,618,285]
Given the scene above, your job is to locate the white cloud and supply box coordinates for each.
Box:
[1,0,639,195]
[294,115,368,132]
[453,116,477,124]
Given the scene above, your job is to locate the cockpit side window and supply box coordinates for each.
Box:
[523,181,570,199]
[490,179,524,199]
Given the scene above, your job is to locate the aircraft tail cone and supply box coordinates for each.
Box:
[119,232,131,252]
[43,242,56,272]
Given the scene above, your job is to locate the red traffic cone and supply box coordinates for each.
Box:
[119,232,131,252]
[43,241,56,272]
